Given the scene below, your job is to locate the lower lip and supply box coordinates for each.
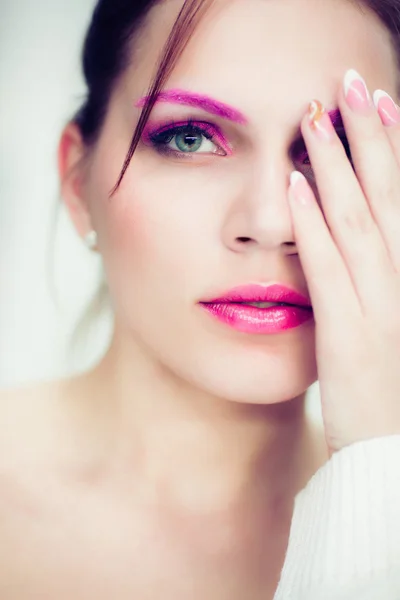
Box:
[200,303,314,334]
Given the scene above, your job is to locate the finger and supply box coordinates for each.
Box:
[373,89,400,149]
[288,171,358,322]
[372,89,400,270]
[337,71,400,271]
[301,96,394,315]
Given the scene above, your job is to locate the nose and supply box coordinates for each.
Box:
[221,155,297,255]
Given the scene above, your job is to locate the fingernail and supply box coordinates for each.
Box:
[289,171,314,207]
[373,90,400,127]
[343,69,372,114]
[308,100,335,141]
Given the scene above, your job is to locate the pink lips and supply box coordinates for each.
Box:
[199,284,314,334]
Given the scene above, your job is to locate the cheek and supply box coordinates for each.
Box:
[88,150,167,264]
[91,165,211,299]
[88,145,241,307]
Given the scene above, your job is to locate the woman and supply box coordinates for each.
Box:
[1,0,400,597]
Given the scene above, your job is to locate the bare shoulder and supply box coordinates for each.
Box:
[0,379,62,437]
[0,378,63,407]
[0,374,96,473]
[0,378,67,438]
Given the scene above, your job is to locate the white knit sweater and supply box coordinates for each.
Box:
[273,436,400,600]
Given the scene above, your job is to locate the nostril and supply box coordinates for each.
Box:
[236,237,252,243]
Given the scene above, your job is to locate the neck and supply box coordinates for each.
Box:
[73,325,318,514]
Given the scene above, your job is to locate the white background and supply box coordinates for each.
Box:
[0,0,111,388]
[0,0,322,425]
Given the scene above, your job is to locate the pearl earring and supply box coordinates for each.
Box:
[84,230,98,251]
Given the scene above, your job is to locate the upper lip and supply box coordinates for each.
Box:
[200,284,313,308]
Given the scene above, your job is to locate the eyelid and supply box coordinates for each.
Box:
[142,118,233,156]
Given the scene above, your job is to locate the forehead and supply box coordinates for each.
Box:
[129,0,398,116]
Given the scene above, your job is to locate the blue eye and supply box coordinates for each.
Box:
[174,129,203,152]
[152,126,216,154]
[146,120,229,158]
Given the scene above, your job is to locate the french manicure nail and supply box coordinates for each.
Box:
[373,89,400,127]
[289,171,314,207]
[343,69,372,114]
[308,100,335,141]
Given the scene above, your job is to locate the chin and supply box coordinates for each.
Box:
[164,328,318,406]
[190,364,317,406]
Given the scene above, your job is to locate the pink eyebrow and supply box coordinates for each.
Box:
[135,89,248,125]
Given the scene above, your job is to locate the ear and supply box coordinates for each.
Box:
[58,122,93,241]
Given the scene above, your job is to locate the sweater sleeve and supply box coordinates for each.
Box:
[273,435,400,600]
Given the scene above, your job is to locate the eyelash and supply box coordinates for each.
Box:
[144,118,231,158]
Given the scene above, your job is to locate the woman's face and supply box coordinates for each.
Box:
[64,0,398,404]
